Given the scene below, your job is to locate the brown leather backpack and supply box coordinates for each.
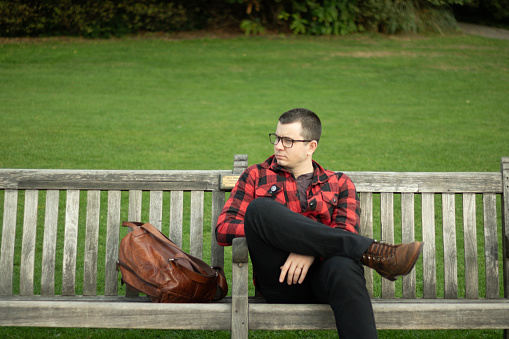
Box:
[117,221,228,303]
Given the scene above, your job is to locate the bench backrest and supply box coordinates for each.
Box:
[347,169,507,300]
[0,155,248,297]
[0,155,507,301]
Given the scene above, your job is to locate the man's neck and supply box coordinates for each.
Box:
[289,162,314,179]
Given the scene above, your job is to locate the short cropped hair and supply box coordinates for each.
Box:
[279,108,322,143]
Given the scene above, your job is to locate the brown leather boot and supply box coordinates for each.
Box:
[361,241,423,281]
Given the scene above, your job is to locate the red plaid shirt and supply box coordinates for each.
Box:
[216,155,360,246]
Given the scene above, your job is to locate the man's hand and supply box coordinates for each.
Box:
[279,253,315,285]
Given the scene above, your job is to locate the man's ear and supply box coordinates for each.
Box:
[307,140,318,156]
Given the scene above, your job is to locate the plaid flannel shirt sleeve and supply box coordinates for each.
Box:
[333,173,361,234]
[215,168,256,246]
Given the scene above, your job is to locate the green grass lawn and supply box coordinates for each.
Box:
[0,31,508,338]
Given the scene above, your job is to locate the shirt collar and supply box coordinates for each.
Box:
[265,155,331,185]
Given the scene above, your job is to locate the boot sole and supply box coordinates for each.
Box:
[386,242,424,281]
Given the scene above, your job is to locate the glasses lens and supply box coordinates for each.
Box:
[282,138,293,148]
[269,134,277,145]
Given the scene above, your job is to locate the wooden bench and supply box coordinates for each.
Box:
[0,155,508,338]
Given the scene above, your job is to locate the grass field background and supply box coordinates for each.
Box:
[0,31,508,338]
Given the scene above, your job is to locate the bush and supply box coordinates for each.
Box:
[358,0,462,34]
[228,0,359,35]
[231,0,472,35]
[0,0,481,37]
[0,0,197,38]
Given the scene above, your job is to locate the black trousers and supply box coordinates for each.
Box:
[244,198,378,339]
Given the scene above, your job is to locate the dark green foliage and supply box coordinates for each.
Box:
[358,0,460,34]
[227,0,470,35]
[0,0,494,37]
[0,0,199,38]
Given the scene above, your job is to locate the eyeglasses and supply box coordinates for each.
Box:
[269,133,313,148]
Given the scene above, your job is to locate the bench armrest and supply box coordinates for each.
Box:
[232,237,249,263]
[231,237,249,338]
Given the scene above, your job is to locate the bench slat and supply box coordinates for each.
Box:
[0,169,230,191]
[360,192,374,297]
[41,190,59,296]
[210,190,225,268]
[62,190,80,296]
[84,190,101,296]
[126,190,142,297]
[0,190,18,296]
[463,193,479,298]
[347,172,501,193]
[401,193,416,298]
[248,300,509,330]
[483,193,500,299]
[221,172,502,194]
[170,191,184,248]
[105,191,121,296]
[149,191,163,231]
[442,193,458,299]
[190,191,204,259]
[381,193,395,298]
[422,193,437,298]
[20,190,38,296]
[128,190,142,223]
[0,300,232,330]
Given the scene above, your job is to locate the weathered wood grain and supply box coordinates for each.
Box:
[381,193,395,299]
[20,190,38,296]
[248,300,509,330]
[169,190,184,248]
[62,190,80,296]
[210,190,226,268]
[149,191,163,231]
[463,193,479,298]
[190,190,204,259]
[442,193,458,299]
[0,190,18,296]
[484,193,500,299]
[422,193,437,299]
[359,192,374,297]
[41,190,59,296]
[0,169,231,191]
[84,190,101,296]
[231,238,249,338]
[220,171,502,193]
[0,300,231,330]
[401,193,416,298]
[104,190,121,296]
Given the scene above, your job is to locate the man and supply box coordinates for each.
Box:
[216,108,423,338]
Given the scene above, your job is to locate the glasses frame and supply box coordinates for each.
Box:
[268,133,313,148]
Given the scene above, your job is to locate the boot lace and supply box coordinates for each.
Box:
[369,241,396,261]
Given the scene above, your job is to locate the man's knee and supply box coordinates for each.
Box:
[245,198,276,226]
[245,198,271,235]
[246,198,273,216]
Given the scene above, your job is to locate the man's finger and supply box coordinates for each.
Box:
[292,267,302,284]
[298,266,309,284]
[287,264,297,285]
[279,262,290,283]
